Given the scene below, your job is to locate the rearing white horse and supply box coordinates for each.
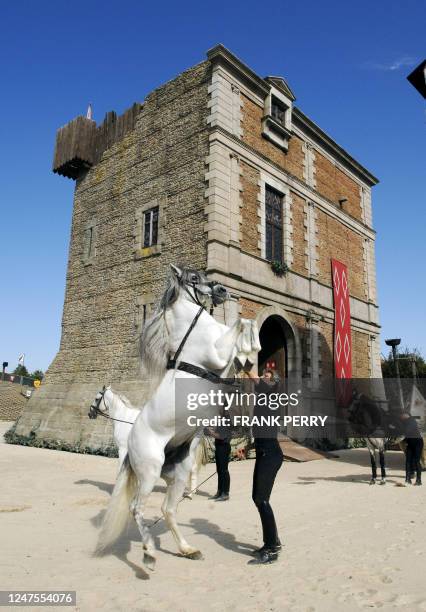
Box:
[96,265,260,569]
[88,385,208,486]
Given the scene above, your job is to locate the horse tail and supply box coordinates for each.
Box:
[95,454,137,555]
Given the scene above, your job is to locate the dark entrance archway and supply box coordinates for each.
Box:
[255,307,302,383]
[258,315,287,379]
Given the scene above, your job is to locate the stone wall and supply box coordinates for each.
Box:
[352,330,371,378]
[290,192,308,276]
[240,160,261,256]
[15,61,212,450]
[240,94,305,181]
[0,381,29,421]
[316,209,366,301]
[314,150,363,220]
[240,297,265,320]
[318,321,335,378]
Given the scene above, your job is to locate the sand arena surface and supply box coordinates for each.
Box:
[1,423,425,612]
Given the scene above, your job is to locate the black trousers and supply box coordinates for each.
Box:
[215,438,231,495]
[252,440,284,548]
[406,438,424,481]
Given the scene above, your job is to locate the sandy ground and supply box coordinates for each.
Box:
[1,422,425,612]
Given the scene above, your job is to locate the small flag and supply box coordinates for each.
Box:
[86,103,93,120]
[18,354,25,366]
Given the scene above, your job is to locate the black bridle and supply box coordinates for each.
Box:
[183,281,219,315]
[165,281,229,385]
[88,386,135,425]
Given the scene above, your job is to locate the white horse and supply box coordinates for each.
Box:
[96,265,260,569]
[89,386,140,469]
[89,385,207,487]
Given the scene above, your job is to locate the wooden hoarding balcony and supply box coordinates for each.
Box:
[53,103,142,179]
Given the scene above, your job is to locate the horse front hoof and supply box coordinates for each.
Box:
[379,479,386,485]
[183,550,203,560]
[143,552,156,571]
[369,479,376,485]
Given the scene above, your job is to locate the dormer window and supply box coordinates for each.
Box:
[271,97,287,127]
[262,78,295,152]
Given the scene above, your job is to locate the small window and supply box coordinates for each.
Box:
[83,221,97,264]
[86,227,94,258]
[143,206,159,248]
[265,185,283,263]
[271,97,286,126]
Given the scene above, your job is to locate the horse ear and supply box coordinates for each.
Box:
[170,264,182,279]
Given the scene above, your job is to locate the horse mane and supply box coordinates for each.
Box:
[114,391,136,410]
[139,272,181,396]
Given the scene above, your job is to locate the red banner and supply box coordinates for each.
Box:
[331,259,352,379]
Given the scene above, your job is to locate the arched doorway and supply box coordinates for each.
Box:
[258,316,287,379]
[255,307,302,383]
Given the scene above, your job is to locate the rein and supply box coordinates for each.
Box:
[88,388,135,425]
[166,284,228,384]
[167,305,204,369]
[166,301,229,385]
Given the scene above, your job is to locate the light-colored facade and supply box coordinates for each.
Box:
[14,45,380,452]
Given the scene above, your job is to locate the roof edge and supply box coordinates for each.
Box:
[293,108,379,186]
[206,44,270,98]
[206,44,379,187]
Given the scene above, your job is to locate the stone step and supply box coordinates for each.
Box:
[278,435,328,462]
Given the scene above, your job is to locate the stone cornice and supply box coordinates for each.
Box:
[206,260,381,332]
[206,44,270,98]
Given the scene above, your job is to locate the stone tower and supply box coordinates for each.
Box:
[14,45,380,452]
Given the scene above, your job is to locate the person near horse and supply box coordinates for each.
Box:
[246,368,284,565]
[399,412,423,486]
[208,421,232,501]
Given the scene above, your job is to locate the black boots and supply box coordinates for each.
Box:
[209,491,230,501]
[251,540,282,556]
[406,477,422,486]
[248,540,282,565]
[215,493,229,501]
[248,547,279,565]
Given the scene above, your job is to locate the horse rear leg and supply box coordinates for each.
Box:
[368,449,377,484]
[183,463,199,499]
[379,450,386,483]
[118,447,127,473]
[189,462,199,492]
[131,462,162,571]
[162,464,202,559]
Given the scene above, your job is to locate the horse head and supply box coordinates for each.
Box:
[88,385,110,419]
[169,264,229,308]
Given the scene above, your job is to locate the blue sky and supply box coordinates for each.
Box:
[0,0,424,373]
